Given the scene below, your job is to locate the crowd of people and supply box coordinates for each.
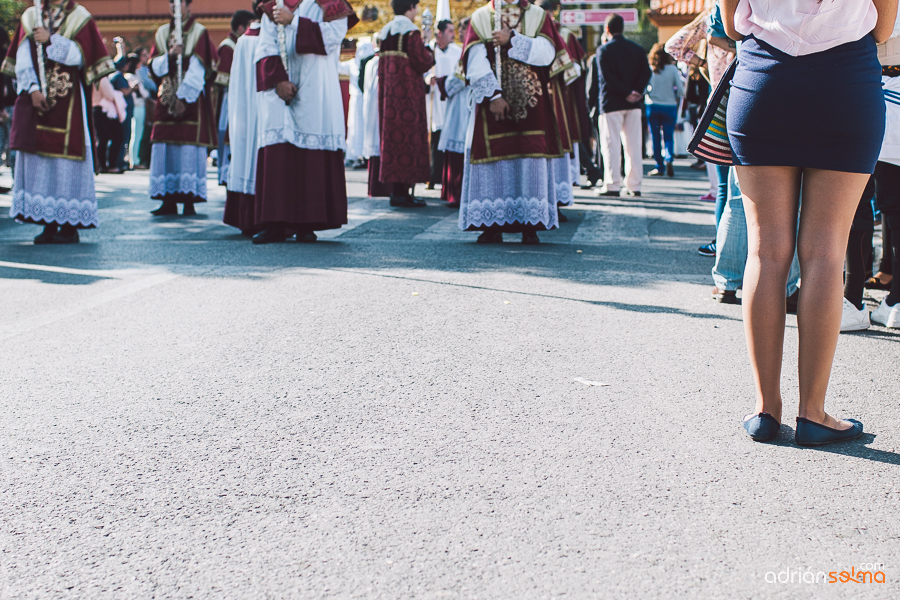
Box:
[1,0,898,429]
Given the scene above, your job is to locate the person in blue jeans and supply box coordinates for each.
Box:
[645,43,683,177]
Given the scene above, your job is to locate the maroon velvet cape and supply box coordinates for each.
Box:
[377,28,435,184]
[1,2,113,164]
[149,19,219,149]
[460,9,573,164]
[253,2,351,231]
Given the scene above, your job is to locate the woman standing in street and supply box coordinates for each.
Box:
[723,0,898,445]
[645,44,683,178]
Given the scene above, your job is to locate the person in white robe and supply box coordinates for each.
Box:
[223,16,261,235]
[428,19,462,189]
[341,41,374,168]
[250,0,351,244]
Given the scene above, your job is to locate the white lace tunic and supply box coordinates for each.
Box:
[10,35,98,228]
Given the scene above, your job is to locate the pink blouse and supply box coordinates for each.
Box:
[734,0,879,57]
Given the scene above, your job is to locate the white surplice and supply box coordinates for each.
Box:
[431,42,461,132]
[341,42,374,162]
[255,0,348,153]
[362,54,380,158]
[226,22,261,196]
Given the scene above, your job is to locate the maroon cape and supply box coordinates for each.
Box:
[1,2,113,163]
[377,27,434,184]
[149,18,218,149]
[460,8,572,164]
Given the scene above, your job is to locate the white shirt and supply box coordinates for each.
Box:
[734,0,878,57]
[431,42,462,131]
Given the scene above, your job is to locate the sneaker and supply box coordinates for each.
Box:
[871,298,900,328]
[840,297,870,332]
[699,193,715,202]
[648,168,665,177]
[698,242,716,257]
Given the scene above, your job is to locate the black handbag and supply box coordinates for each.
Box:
[688,59,738,166]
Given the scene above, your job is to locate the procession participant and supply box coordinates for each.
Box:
[559,23,600,190]
[251,0,356,244]
[377,0,435,208]
[362,45,390,196]
[223,3,261,236]
[2,0,114,244]
[342,41,375,168]
[215,9,255,187]
[457,0,576,244]
[437,17,468,207]
[147,0,218,217]
[428,19,461,190]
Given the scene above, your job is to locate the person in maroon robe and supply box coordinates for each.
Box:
[147,0,218,216]
[214,10,255,187]
[376,0,435,208]
[1,0,114,244]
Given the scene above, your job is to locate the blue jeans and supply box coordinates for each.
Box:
[712,168,800,295]
[646,104,677,169]
[715,164,729,230]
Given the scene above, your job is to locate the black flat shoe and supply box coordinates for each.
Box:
[52,228,79,244]
[296,231,318,243]
[151,202,178,216]
[597,190,621,196]
[795,417,863,447]
[33,228,57,245]
[389,194,426,207]
[476,230,503,244]
[742,412,780,442]
[252,228,287,245]
[521,231,540,245]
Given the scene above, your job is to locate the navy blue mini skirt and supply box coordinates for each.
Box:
[727,35,885,174]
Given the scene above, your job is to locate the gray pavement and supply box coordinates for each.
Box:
[1,161,898,600]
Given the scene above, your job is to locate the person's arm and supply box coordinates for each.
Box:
[721,0,742,41]
[45,34,84,67]
[708,34,736,53]
[872,0,899,43]
[507,32,555,67]
[673,66,685,101]
[176,55,205,103]
[406,30,435,74]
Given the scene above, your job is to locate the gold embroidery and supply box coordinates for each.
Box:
[45,63,73,110]
[502,58,541,122]
[158,74,180,116]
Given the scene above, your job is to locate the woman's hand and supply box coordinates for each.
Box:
[33,27,50,44]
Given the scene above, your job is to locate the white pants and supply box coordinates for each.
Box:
[600,108,643,193]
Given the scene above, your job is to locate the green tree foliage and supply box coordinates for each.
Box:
[0,0,26,38]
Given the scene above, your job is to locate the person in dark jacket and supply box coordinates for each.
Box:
[594,13,651,197]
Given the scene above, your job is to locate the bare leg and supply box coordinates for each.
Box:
[735,166,802,423]
[795,169,871,429]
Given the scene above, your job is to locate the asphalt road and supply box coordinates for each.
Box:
[1,161,898,600]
